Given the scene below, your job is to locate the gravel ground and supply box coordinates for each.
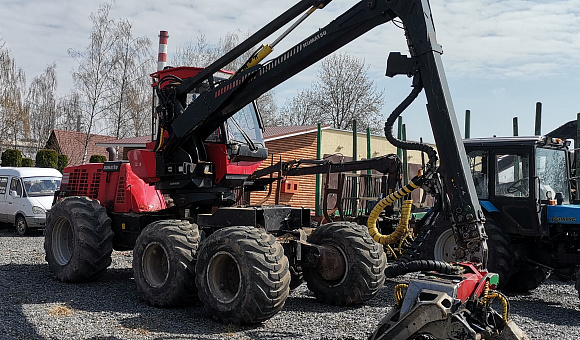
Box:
[1,226,579,340]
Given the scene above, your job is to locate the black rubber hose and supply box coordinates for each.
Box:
[384,74,438,166]
[384,260,463,278]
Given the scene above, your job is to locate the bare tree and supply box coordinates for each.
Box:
[0,44,30,147]
[172,31,278,126]
[278,89,319,126]
[26,64,58,150]
[107,18,153,139]
[55,92,83,132]
[69,3,118,164]
[282,52,384,132]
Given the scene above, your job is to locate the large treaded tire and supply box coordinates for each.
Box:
[44,196,113,282]
[303,221,386,305]
[195,226,290,325]
[133,220,201,307]
[504,266,550,293]
[420,219,514,289]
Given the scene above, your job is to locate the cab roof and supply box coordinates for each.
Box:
[0,167,62,178]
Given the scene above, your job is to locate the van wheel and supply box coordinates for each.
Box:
[15,215,28,236]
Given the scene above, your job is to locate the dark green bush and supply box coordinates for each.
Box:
[57,154,69,172]
[1,149,22,167]
[89,155,107,163]
[36,149,59,168]
[21,158,34,167]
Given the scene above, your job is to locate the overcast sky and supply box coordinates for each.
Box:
[1,0,579,143]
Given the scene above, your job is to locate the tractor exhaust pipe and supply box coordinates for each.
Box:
[158,31,169,71]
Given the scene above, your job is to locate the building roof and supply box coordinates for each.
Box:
[96,125,332,147]
[46,130,117,166]
[263,125,331,142]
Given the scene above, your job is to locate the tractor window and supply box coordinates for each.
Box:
[536,148,570,203]
[495,153,529,198]
[467,150,488,199]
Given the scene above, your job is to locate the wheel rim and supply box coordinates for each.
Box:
[52,217,74,266]
[16,217,27,235]
[433,229,457,262]
[316,245,348,286]
[142,242,170,288]
[206,251,241,304]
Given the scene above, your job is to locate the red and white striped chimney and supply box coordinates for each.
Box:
[157,31,169,71]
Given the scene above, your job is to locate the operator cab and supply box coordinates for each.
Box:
[464,136,572,235]
[149,66,268,187]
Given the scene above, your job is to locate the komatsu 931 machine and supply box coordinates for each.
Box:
[45,0,528,338]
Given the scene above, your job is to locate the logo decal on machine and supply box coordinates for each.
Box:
[551,216,576,222]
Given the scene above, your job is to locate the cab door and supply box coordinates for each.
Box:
[5,177,25,223]
[489,148,541,235]
[0,176,9,223]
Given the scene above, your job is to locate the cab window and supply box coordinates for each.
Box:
[467,150,488,199]
[0,177,7,195]
[10,178,23,197]
[495,153,529,198]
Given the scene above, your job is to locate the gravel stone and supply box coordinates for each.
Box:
[1,227,579,339]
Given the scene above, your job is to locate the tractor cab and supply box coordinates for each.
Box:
[464,136,577,236]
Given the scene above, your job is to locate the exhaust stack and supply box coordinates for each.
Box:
[157,31,169,71]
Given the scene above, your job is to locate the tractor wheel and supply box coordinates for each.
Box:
[15,215,29,236]
[420,219,514,289]
[44,196,113,282]
[133,220,201,307]
[289,266,304,290]
[195,226,290,325]
[303,221,386,305]
[504,266,550,293]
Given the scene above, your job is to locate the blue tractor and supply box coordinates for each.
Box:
[420,136,580,296]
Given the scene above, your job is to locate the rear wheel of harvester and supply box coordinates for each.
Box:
[195,226,290,324]
[303,221,386,305]
[419,218,514,290]
[133,220,201,307]
[44,196,113,282]
[503,265,550,293]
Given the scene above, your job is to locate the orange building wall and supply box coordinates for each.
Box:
[250,132,317,211]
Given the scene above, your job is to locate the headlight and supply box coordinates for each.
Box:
[32,206,46,214]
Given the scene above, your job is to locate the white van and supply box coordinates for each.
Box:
[0,167,62,235]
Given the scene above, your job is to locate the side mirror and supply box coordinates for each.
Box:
[10,190,19,198]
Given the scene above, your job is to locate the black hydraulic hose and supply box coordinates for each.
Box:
[384,260,463,278]
[384,74,438,166]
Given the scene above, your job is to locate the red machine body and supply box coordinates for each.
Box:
[60,162,166,213]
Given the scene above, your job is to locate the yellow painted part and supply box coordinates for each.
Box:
[484,291,509,321]
[394,283,408,306]
[367,180,419,245]
[245,44,273,70]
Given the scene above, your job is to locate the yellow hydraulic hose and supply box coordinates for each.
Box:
[394,283,408,306]
[367,175,422,245]
[483,291,509,322]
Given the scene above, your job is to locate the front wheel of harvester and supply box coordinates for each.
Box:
[133,220,201,307]
[303,221,386,305]
[195,226,290,324]
[44,196,113,282]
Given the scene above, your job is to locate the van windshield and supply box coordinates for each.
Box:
[23,177,61,197]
